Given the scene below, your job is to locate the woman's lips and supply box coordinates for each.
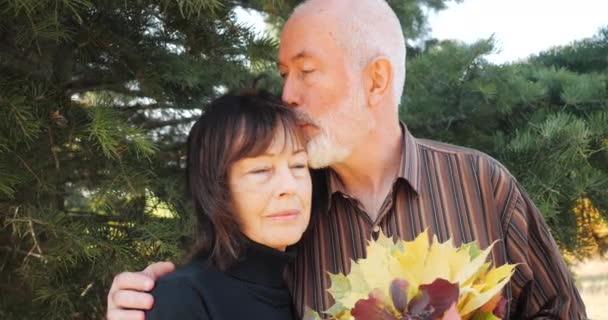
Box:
[266,209,300,221]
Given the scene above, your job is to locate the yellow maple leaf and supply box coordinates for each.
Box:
[455,242,495,285]
[333,232,399,310]
[420,235,453,284]
[392,230,430,297]
[459,264,517,315]
[323,230,517,319]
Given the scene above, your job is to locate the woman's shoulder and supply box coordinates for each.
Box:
[156,257,217,286]
[146,258,217,320]
[152,256,227,298]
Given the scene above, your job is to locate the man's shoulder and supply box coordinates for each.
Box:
[416,138,504,166]
[415,138,488,158]
[414,137,516,183]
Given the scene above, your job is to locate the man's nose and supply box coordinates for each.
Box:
[281,76,301,107]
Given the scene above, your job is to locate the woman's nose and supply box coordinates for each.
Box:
[276,165,298,198]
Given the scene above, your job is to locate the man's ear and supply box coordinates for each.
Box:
[364,56,393,108]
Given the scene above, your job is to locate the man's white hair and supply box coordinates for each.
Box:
[292,0,407,106]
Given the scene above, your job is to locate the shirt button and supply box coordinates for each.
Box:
[372,225,380,233]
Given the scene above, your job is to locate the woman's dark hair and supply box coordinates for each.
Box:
[186,90,305,269]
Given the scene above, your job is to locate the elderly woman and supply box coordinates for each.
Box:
[146,90,311,319]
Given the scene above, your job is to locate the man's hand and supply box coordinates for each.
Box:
[106,261,175,320]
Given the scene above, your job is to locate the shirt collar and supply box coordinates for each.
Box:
[325,122,421,197]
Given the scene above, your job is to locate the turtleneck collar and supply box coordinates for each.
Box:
[224,238,296,288]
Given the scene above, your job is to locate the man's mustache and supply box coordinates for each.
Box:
[293,110,319,128]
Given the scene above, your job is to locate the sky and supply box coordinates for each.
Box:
[428,0,608,63]
[236,0,607,64]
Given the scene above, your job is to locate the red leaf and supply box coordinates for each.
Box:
[390,278,409,313]
[493,296,507,318]
[418,279,459,319]
[352,292,399,320]
[407,290,430,315]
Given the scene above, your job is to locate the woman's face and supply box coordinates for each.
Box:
[228,130,312,251]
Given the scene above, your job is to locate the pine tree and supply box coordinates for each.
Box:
[0,1,278,318]
[401,27,608,255]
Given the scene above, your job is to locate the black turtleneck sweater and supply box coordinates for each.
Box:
[146,240,296,320]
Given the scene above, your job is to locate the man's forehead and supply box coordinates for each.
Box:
[281,11,335,42]
[278,50,315,65]
[278,23,339,64]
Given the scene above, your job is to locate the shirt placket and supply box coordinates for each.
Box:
[338,188,396,241]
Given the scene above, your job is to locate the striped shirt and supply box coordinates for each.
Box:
[287,125,587,319]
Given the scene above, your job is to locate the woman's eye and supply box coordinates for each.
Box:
[291,164,308,170]
[302,69,315,75]
[250,168,271,174]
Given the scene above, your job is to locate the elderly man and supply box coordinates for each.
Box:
[107,0,587,319]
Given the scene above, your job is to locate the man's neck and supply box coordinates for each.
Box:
[330,120,403,220]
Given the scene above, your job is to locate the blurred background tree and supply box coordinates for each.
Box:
[402,27,608,256]
[0,0,605,319]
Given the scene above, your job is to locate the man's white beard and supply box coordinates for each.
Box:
[303,87,371,169]
[306,127,351,169]
[298,78,375,169]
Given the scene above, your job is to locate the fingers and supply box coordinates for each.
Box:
[141,261,175,280]
[110,290,155,310]
[107,271,155,313]
[106,262,175,318]
[106,308,146,320]
[112,272,155,293]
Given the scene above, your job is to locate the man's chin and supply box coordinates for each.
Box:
[306,151,330,169]
[304,131,352,168]
[300,125,319,139]
[308,160,330,169]
[306,146,350,169]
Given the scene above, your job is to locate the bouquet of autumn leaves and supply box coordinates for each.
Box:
[312,231,517,320]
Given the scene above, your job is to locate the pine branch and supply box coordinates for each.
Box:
[64,211,142,223]
[121,103,167,112]
[27,219,43,257]
[140,115,199,129]
[48,128,60,169]
[62,77,121,92]
[15,154,42,185]
[120,103,201,112]
[67,82,147,97]
[5,217,47,225]
[0,245,45,259]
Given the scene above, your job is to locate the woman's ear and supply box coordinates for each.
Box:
[364,56,393,108]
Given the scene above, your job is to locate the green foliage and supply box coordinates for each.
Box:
[533,27,608,73]
[389,0,464,42]
[402,27,608,250]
